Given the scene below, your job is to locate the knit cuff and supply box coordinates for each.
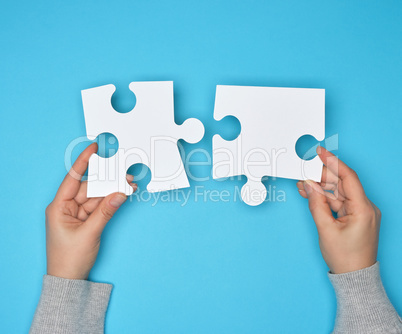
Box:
[328,262,402,334]
[30,275,112,334]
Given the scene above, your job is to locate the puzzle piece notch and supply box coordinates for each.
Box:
[110,84,137,114]
[96,132,119,158]
[295,134,322,161]
[212,85,325,206]
[211,115,242,142]
[82,81,204,197]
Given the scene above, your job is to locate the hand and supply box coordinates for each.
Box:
[297,147,381,274]
[45,143,137,279]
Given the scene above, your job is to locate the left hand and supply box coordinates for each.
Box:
[45,143,137,279]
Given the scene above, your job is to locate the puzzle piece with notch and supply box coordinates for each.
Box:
[82,81,204,197]
[213,85,325,206]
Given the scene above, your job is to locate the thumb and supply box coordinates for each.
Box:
[304,180,335,231]
[85,193,127,236]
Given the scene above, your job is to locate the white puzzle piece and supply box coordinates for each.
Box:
[82,81,204,197]
[213,85,325,206]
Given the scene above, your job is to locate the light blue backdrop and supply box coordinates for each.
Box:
[1,1,401,333]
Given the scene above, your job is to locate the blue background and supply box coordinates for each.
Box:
[1,1,401,333]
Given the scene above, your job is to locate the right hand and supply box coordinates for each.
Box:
[296,146,381,274]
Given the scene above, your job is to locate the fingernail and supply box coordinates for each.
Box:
[110,194,127,208]
[316,146,322,154]
[126,174,134,182]
[303,181,313,195]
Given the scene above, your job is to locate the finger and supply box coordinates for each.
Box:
[297,181,308,197]
[75,181,88,205]
[77,197,103,220]
[333,188,346,201]
[324,177,346,201]
[84,192,128,236]
[320,166,339,186]
[325,196,344,213]
[320,166,347,201]
[317,146,349,179]
[304,180,336,231]
[131,183,138,193]
[320,182,337,192]
[296,181,305,190]
[56,143,98,201]
[298,180,337,200]
[317,147,366,201]
[320,182,346,201]
[79,182,137,221]
[298,189,308,198]
[74,174,135,205]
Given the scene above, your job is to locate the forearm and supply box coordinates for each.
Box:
[329,262,402,334]
[30,275,112,334]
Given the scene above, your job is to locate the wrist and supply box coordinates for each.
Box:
[47,264,90,280]
[329,258,377,274]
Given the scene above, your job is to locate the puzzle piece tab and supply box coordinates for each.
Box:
[213,85,325,206]
[82,81,204,197]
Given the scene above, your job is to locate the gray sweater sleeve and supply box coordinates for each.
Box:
[329,262,402,334]
[30,275,112,334]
